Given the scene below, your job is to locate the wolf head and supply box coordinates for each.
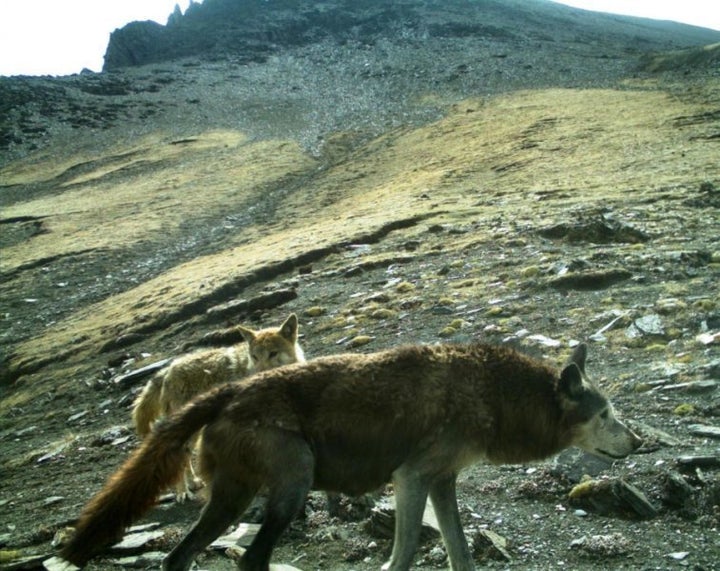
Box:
[559,344,642,461]
[237,313,306,372]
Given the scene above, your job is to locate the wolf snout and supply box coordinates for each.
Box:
[592,422,643,461]
[629,429,643,451]
[613,425,643,458]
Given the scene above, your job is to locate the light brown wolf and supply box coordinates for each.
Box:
[62,343,641,571]
[131,313,304,500]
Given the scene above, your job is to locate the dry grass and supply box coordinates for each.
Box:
[1,132,313,271]
[4,82,719,386]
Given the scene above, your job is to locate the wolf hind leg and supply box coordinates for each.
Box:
[241,431,314,571]
[382,465,431,571]
[429,474,475,571]
[163,470,257,571]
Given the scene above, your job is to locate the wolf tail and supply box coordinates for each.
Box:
[131,371,166,438]
[60,384,236,567]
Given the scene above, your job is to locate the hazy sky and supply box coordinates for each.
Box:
[0,1,718,76]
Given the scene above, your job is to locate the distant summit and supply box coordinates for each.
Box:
[103,0,720,71]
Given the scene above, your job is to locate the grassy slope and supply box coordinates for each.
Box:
[2,81,719,408]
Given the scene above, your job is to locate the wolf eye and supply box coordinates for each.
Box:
[600,410,609,420]
[269,351,278,359]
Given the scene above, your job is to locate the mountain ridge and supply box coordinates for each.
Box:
[103,0,720,71]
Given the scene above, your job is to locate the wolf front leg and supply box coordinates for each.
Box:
[429,474,475,571]
[382,465,431,571]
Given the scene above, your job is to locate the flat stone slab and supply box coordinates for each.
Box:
[688,424,720,439]
[211,523,261,549]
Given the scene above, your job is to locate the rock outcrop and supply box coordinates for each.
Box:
[102,0,720,71]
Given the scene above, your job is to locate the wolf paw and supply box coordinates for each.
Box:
[174,489,195,503]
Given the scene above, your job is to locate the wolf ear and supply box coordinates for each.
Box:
[567,343,587,375]
[559,363,584,399]
[236,325,256,343]
[280,313,298,341]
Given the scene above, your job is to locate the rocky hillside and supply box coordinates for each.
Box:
[1,1,719,570]
[3,0,720,166]
[101,0,720,71]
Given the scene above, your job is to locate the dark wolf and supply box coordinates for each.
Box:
[61,343,641,571]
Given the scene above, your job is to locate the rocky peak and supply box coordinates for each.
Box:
[102,0,720,71]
